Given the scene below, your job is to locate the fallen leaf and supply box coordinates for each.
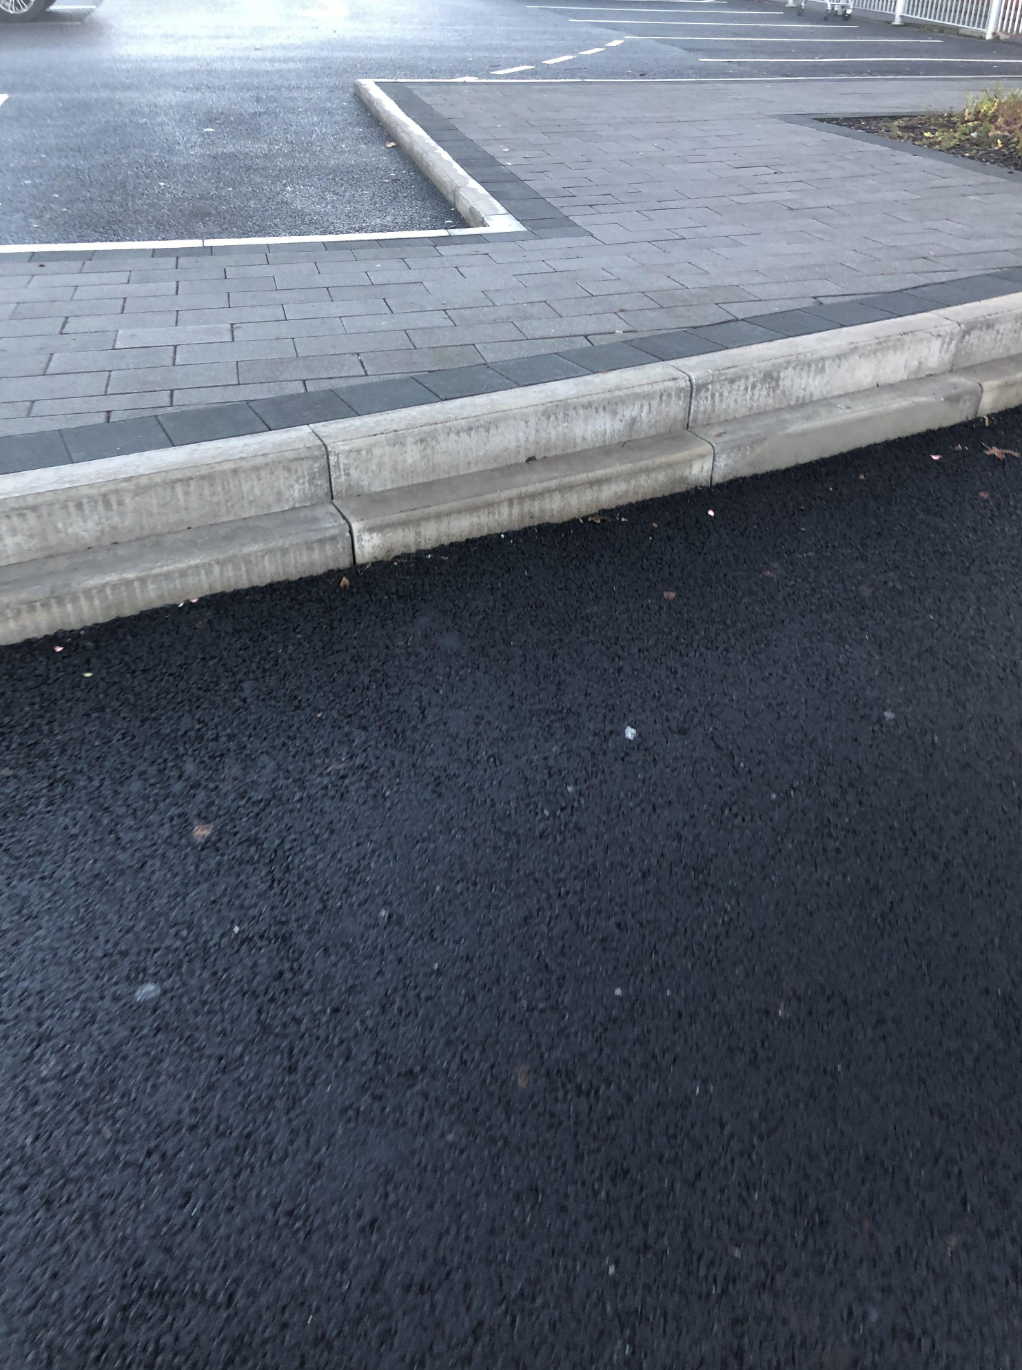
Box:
[385,140,396,147]
[980,491,990,499]
[192,824,213,842]
[663,590,676,600]
[587,515,604,523]
[953,444,964,451]
[340,576,350,588]
[763,570,776,579]
[53,645,63,652]
[707,510,715,517]
[983,444,1020,460]
[931,454,942,461]
[83,672,93,678]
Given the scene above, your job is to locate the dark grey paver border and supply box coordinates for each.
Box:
[784,113,1022,181]
[380,83,588,240]
[5,264,1022,477]
[5,89,1022,479]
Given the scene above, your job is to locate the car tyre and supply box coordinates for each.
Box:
[0,0,54,19]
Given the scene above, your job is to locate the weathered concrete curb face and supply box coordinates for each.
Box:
[2,297,1022,645]
[354,80,523,234]
[314,364,693,497]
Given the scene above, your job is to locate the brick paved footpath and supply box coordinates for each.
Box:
[2,76,1022,455]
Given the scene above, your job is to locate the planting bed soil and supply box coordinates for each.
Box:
[828,111,1022,174]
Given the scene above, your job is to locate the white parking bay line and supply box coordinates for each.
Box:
[571,14,804,18]
[0,95,9,109]
[648,34,943,39]
[698,54,1022,60]
[578,47,606,53]
[543,54,577,63]
[492,64,536,73]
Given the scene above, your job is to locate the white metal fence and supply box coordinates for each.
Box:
[803,0,1022,35]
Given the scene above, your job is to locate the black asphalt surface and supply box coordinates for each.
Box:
[3,411,1022,1368]
[3,0,1022,245]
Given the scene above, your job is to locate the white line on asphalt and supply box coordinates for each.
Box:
[570,14,820,17]
[0,95,8,109]
[578,46,606,52]
[570,16,821,20]
[543,54,577,62]
[414,73,1022,79]
[492,65,536,73]
[0,225,526,257]
[606,38,627,44]
[698,53,1022,59]
[635,34,943,38]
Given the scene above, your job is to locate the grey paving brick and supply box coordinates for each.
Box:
[73,280,178,301]
[289,297,393,321]
[4,331,116,356]
[31,391,171,418]
[174,338,298,366]
[332,376,439,415]
[477,337,589,363]
[249,389,357,429]
[123,295,188,316]
[0,371,109,404]
[159,402,268,446]
[107,362,238,395]
[27,271,128,289]
[3,286,76,303]
[184,306,287,328]
[809,299,899,326]
[65,416,172,463]
[3,354,53,378]
[413,365,516,401]
[0,318,67,339]
[688,319,786,349]
[517,313,630,341]
[294,329,412,358]
[740,309,842,339]
[361,345,483,377]
[631,330,724,361]
[67,312,176,335]
[47,346,176,375]
[234,317,348,343]
[556,342,660,373]
[115,323,233,348]
[407,322,523,349]
[12,298,124,320]
[0,429,70,476]
[238,355,365,384]
[490,352,589,386]
[228,287,332,308]
[170,381,306,406]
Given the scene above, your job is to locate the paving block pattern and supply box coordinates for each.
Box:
[1,75,1022,471]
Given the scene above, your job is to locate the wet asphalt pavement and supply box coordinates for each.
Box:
[3,410,1022,1369]
[4,0,1022,245]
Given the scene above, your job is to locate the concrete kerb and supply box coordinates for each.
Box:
[354,80,525,235]
[3,293,1022,645]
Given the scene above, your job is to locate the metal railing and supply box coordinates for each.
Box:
[797,0,1022,35]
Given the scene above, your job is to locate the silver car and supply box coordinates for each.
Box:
[0,0,61,20]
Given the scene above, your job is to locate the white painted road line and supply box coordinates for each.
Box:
[578,46,607,53]
[606,38,626,45]
[698,54,1022,60]
[492,64,536,73]
[570,14,818,18]
[0,95,8,109]
[543,54,577,62]
[636,34,944,39]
